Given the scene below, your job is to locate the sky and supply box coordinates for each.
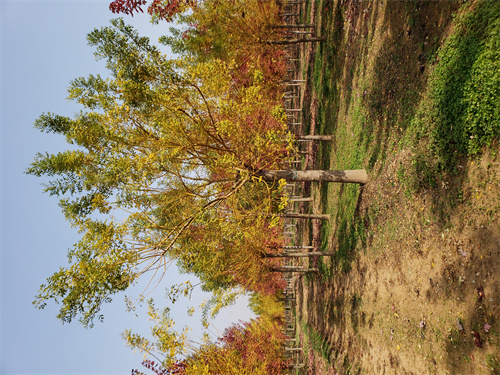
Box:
[1,1,254,374]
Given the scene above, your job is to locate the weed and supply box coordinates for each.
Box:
[410,1,500,175]
[317,256,332,280]
[301,320,333,365]
[403,152,440,192]
[296,1,500,373]
[486,354,500,374]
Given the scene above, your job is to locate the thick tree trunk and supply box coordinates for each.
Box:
[264,252,335,258]
[259,169,369,185]
[286,364,305,369]
[289,197,313,202]
[297,135,334,141]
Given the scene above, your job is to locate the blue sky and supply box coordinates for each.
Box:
[1,1,254,374]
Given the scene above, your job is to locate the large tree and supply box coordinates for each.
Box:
[29,19,366,328]
[29,19,290,327]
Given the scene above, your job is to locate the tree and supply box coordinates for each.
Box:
[162,0,283,59]
[123,298,190,367]
[29,19,290,327]
[263,36,326,45]
[181,318,288,374]
[29,19,366,328]
[259,169,369,184]
[124,298,288,374]
[263,251,335,258]
[158,0,293,99]
[109,0,198,22]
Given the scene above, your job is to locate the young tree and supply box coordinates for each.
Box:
[128,319,288,375]
[158,0,294,100]
[181,318,288,374]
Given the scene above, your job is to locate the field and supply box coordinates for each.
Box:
[292,0,500,374]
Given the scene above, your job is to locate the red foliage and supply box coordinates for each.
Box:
[148,0,197,22]
[232,223,287,296]
[236,265,286,296]
[133,319,288,374]
[109,0,197,21]
[132,359,187,375]
[196,318,288,374]
[229,45,287,98]
[109,0,146,16]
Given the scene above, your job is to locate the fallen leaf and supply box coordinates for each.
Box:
[471,330,482,348]
[484,323,491,333]
[477,286,485,302]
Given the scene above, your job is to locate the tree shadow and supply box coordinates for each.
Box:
[357,1,460,173]
[423,224,500,373]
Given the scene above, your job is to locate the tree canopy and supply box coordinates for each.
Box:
[29,18,292,328]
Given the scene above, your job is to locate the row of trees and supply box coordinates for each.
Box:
[30,0,367,373]
[127,299,287,374]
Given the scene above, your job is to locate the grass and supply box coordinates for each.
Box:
[486,354,500,374]
[300,320,332,363]
[311,0,500,274]
[296,0,500,373]
[409,0,500,184]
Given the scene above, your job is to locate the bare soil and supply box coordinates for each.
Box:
[293,1,500,374]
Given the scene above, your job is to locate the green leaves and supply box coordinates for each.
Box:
[34,219,138,328]
[68,74,117,110]
[462,17,500,154]
[123,298,188,367]
[87,18,163,80]
[34,113,72,135]
[416,0,500,171]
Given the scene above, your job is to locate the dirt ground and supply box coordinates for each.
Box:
[297,152,500,375]
[292,1,500,374]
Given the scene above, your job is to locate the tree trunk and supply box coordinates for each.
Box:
[270,266,319,273]
[289,197,313,202]
[264,252,335,258]
[297,135,333,141]
[259,169,368,185]
[263,37,326,45]
[278,213,330,220]
[269,24,315,29]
